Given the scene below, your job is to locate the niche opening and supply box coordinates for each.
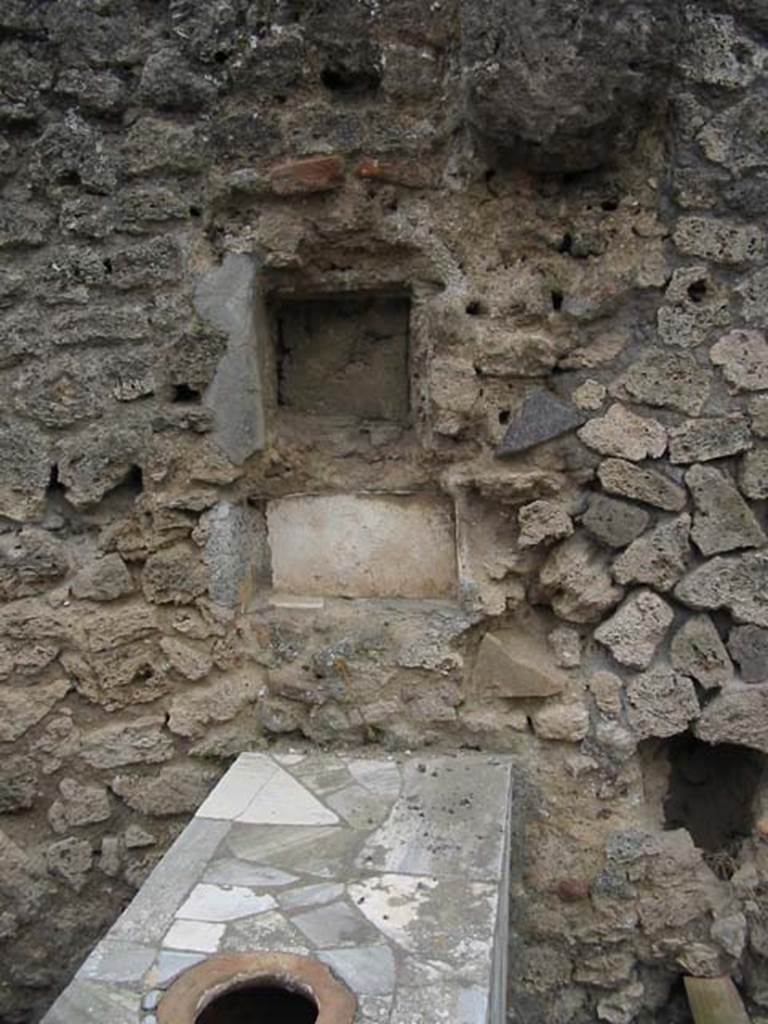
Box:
[273,293,410,425]
[197,983,318,1024]
[656,733,765,875]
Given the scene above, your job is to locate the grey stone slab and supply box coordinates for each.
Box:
[44,751,513,1024]
[145,950,208,989]
[226,822,365,878]
[41,980,139,1024]
[76,940,155,983]
[203,858,299,887]
[355,756,513,880]
[348,874,498,983]
[194,252,265,464]
[496,389,585,456]
[392,982,489,1024]
[277,881,345,910]
[221,910,308,954]
[291,900,382,948]
[317,945,397,995]
[111,817,230,944]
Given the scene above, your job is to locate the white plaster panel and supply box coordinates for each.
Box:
[267,493,457,598]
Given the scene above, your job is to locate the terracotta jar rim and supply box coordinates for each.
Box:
[156,951,357,1024]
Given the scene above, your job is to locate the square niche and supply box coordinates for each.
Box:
[274,293,410,424]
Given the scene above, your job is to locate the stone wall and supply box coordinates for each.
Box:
[1,1,768,1021]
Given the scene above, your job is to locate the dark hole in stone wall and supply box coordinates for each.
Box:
[321,64,380,95]
[662,732,764,868]
[173,383,202,404]
[273,293,411,424]
[196,984,318,1024]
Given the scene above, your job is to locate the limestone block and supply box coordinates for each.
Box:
[168,673,262,738]
[159,637,213,682]
[548,626,581,668]
[532,702,590,743]
[48,778,111,834]
[0,755,37,813]
[594,590,674,670]
[472,631,568,699]
[71,555,133,602]
[670,616,733,689]
[45,838,93,891]
[0,530,68,600]
[267,494,457,599]
[0,679,71,743]
[142,544,208,605]
[686,464,765,556]
[517,500,573,548]
[79,716,174,769]
[110,765,220,816]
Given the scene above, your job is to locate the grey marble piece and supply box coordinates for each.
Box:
[355,757,513,880]
[77,941,155,984]
[110,818,230,944]
[42,751,513,1024]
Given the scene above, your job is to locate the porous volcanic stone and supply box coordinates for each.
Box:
[582,494,650,549]
[517,500,574,548]
[739,445,768,499]
[686,464,765,556]
[621,350,711,415]
[727,625,768,683]
[670,615,733,689]
[668,416,751,464]
[694,684,768,753]
[711,329,768,391]
[598,459,687,512]
[496,390,586,456]
[625,666,700,740]
[460,0,678,171]
[675,552,768,627]
[612,516,692,591]
[594,590,674,669]
[578,403,666,461]
[538,534,624,623]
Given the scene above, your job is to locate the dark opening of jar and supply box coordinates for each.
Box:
[196,983,318,1024]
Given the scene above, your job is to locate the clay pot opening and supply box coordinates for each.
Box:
[157,952,356,1024]
[196,980,318,1024]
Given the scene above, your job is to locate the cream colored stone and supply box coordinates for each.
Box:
[267,494,457,599]
[472,631,568,699]
[532,702,590,742]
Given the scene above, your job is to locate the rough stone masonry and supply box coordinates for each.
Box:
[1,1,768,1022]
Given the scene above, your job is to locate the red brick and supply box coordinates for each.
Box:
[270,155,345,196]
[356,157,435,188]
